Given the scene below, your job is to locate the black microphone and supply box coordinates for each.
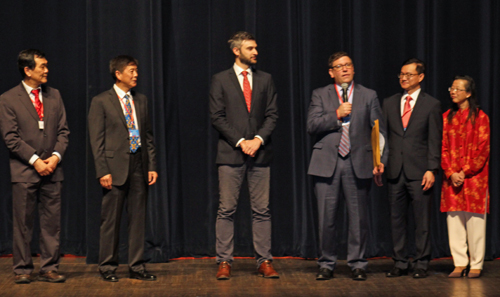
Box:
[341,83,348,103]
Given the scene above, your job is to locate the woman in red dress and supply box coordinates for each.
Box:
[441,75,490,278]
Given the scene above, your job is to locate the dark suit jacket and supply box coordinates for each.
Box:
[0,83,69,183]
[383,91,442,180]
[88,88,156,186]
[307,83,388,179]
[209,67,278,165]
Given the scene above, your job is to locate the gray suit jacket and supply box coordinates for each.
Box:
[88,88,156,186]
[0,83,69,183]
[383,91,442,180]
[209,67,278,165]
[307,82,388,179]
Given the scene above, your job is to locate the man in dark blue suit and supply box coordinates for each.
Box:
[209,32,279,280]
[383,58,442,278]
[307,52,387,281]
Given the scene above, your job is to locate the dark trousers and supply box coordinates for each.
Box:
[388,170,432,270]
[12,179,62,275]
[216,161,272,267]
[99,149,147,273]
[315,155,371,271]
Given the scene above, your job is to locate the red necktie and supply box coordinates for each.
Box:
[31,89,43,120]
[402,96,412,129]
[242,71,252,112]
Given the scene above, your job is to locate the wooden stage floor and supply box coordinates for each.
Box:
[0,257,498,296]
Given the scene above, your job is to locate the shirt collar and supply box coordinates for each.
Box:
[335,81,353,91]
[22,80,40,95]
[113,84,132,100]
[233,63,252,77]
[403,88,421,101]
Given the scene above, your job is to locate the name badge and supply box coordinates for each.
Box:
[129,129,140,138]
[38,121,44,130]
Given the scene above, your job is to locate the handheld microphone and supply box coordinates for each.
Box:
[341,83,349,103]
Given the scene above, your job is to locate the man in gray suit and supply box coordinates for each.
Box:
[88,55,158,282]
[307,51,387,281]
[209,31,279,280]
[0,49,69,284]
[383,58,442,278]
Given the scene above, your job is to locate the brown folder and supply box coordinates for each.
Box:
[371,119,381,167]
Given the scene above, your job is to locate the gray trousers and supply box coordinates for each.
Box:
[12,180,62,275]
[315,155,371,271]
[216,162,272,267]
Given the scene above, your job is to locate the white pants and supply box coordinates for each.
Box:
[447,211,486,270]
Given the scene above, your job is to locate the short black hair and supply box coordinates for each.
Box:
[402,58,425,75]
[328,51,350,68]
[109,55,139,81]
[18,49,46,78]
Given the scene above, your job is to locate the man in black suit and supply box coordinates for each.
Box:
[209,31,279,280]
[383,58,442,278]
[88,55,158,282]
[0,49,69,284]
[307,52,387,281]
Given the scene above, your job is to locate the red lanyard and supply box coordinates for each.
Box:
[334,82,354,104]
[118,94,136,124]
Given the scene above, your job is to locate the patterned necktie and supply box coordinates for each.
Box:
[402,96,412,129]
[31,89,43,120]
[123,95,140,153]
[242,71,252,112]
[338,89,350,157]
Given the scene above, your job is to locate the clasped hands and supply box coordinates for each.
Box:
[240,138,262,157]
[34,155,59,176]
[450,171,465,188]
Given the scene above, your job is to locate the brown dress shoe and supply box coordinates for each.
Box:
[37,271,66,283]
[14,274,32,284]
[216,261,231,280]
[258,260,279,278]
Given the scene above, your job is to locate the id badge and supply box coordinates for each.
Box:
[129,129,140,138]
[38,121,44,130]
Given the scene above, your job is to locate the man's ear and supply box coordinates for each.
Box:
[232,47,240,57]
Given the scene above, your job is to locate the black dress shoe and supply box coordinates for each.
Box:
[100,271,118,282]
[316,268,333,280]
[386,267,408,277]
[129,270,157,281]
[413,268,428,278]
[351,268,367,281]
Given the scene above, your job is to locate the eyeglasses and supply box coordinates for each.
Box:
[448,87,466,92]
[398,73,418,79]
[330,63,353,71]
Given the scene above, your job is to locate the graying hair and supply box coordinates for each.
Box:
[228,31,255,51]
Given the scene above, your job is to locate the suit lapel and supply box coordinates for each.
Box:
[392,94,404,132]
[17,84,40,122]
[228,68,250,113]
[108,88,128,128]
[133,93,142,128]
[41,86,52,125]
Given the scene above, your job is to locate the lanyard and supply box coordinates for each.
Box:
[334,82,354,104]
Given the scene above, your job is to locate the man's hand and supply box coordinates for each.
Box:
[373,163,384,186]
[450,171,465,188]
[148,171,158,185]
[34,158,52,176]
[100,174,112,190]
[240,138,262,157]
[421,170,435,191]
[337,102,352,119]
[43,155,59,173]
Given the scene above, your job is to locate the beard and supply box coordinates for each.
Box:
[239,53,256,66]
